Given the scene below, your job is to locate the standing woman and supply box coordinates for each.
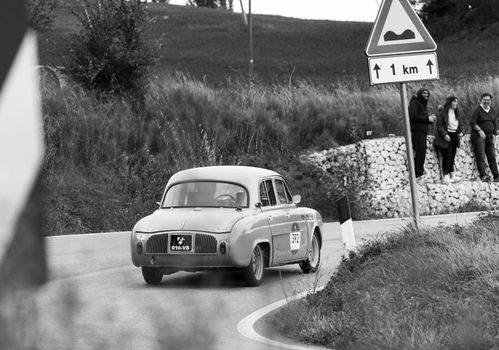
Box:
[434,96,463,183]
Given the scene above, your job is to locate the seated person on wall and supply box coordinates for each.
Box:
[433,96,463,184]
[470,93,499,183]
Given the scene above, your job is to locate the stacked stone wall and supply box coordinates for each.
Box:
[308,135,499,218]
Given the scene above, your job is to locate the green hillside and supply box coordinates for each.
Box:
[39,3,499,86]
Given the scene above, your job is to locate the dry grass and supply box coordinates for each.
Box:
[41,73,499,235]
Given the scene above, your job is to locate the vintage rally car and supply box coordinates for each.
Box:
[131,165,323,286]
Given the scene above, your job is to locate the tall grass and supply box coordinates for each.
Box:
[41,73,499,234]
[270,215,499,349]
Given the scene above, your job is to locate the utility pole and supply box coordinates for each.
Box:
[248,0,253,85]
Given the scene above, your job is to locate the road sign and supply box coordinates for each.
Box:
[368,52,439,85]
[365,0,437,57]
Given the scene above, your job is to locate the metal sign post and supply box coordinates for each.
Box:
[399,82,420,227]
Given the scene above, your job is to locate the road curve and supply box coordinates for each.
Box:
[30,212,482,350]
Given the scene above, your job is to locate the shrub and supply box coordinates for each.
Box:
[64,0,156,101]
[421,0,499,40]
[27,0,58,32]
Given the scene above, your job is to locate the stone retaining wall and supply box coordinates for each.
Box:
[308,135,499,218]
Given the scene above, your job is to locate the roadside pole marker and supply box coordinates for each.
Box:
[337,196,357,255]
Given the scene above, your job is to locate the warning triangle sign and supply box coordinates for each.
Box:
[365,0,437,56]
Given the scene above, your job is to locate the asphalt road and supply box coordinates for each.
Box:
[29,212,482,350]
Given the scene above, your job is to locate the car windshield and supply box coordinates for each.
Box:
[162,181,248,208]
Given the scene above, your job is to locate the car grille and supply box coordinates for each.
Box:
[195,234,217,254]
[146,234,169,254]
[145,233,217,254]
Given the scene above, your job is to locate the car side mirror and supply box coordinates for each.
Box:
[292,194,301,204]
[156,201,161,208]
[255,202,262,208]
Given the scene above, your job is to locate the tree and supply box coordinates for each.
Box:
[27,0,58,32]
[64,0,156,101]
[420,0,499,39]
[187,0,233,11]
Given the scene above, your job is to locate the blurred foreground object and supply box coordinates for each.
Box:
[0,0,47,291]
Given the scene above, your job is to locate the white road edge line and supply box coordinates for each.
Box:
[237,285,329,350]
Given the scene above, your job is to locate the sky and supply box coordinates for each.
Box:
[168,0,382,23]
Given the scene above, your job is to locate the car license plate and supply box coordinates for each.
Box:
[170,234,192,252]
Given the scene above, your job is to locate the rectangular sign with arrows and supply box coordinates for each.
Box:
[367,52,439,85]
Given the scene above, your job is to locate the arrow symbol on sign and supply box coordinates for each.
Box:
[426,59,434,74]
[373,64,381,79]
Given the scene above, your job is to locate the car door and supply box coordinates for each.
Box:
[258,178,303,265]
[271,178,309,263]
[258,178,288,265]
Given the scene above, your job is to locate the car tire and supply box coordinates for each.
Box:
[300,231,321,273]
[142,266,163,285]
[242,245,265,287]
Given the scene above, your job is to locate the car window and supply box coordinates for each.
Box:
[259,182,269,206]
[283,181,293,202]
[260,179,276,207]
[162,181,248,208]
[275,179,291,204]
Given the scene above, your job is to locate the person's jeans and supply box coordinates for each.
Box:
[442,132,459,175]
[412,132,427,177]
[471,132,499,178]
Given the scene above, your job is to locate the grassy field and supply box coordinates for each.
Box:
[270,214,499,349]
[40,3,499,85]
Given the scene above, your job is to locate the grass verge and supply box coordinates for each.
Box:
[269,214,499,349]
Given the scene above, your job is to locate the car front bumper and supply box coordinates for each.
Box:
[131,231,239,270]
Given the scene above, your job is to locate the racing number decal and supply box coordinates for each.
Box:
[290,223,301,254]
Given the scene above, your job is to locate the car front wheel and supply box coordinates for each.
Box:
[142,266,163,285]
[242,245,264,286]
[300,231,321,273]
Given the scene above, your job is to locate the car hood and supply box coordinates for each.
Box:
[134,208,249,233]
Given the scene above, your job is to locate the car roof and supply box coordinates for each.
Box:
[167,166,281,185]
